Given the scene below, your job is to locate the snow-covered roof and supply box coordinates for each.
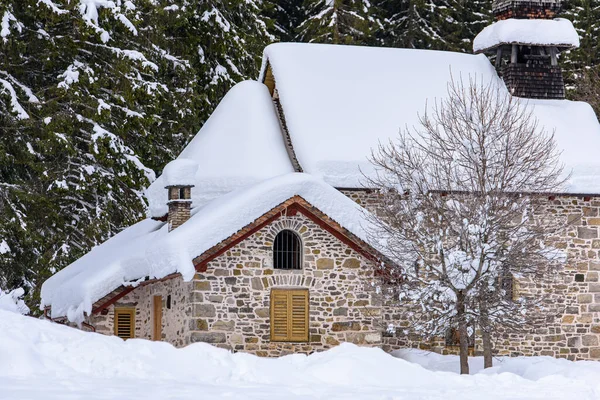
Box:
[41,173,384,322]
[145,80,294,218]
[261,42,600,193]
[162,159,198,187]
[474,18,580,53]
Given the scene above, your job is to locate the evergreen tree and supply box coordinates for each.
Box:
[263,0,304,41]
[375,0,448,49]
[561,0,600,99]
[296,0,379,45]
[0,0,273,307]
[445,0,492,53]
[561,0,600,70]
[375,0,491,51]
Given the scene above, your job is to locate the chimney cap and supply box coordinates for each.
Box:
[162,159,199,189]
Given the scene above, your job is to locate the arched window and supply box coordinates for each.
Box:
[273,230,302,270]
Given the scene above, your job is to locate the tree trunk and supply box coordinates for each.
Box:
[480,302,493,368]
[457,290,470,375]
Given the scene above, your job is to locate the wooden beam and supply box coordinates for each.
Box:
[92,287,135,315]
[549,46,558,66]
[511,44,518,64]
[496,47,503,68]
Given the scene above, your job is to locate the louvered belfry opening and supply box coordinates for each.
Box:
[270,289,309,342]
[273,229,302,270]
[480,0,569,99]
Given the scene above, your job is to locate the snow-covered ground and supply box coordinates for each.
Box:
[1,310,599,399]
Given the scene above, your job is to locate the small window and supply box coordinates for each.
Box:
[270,289,309,342]
[273,229,302,270]
[499,270,520,302]
[166,294,172,309]
[114,308,135,339]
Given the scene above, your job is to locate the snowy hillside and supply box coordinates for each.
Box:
[1,310,599,400]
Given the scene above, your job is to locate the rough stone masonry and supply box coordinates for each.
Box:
[90,192,600,360]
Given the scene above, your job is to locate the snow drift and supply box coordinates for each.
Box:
[1,310,599,400]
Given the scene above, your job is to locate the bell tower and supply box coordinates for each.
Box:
[474,1,579,99]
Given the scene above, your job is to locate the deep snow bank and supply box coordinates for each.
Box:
[394,348,600,386]
[2,310,600,400]
[0,310,440,387]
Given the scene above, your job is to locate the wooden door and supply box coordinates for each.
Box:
[152,295,162,341]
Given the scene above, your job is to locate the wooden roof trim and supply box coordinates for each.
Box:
[91,196,390,315]
[261,60,303,173]
[193,196,387,270]
[476,41,575,55]
[193,197,300,270]
[91,273,180,314]
[287,201,381,264]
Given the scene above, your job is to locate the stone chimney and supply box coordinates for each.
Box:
[162,159,199,232]
[474,0,579,99]
[166,184,193,231]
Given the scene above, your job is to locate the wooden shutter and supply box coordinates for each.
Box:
[289,291,309,342]
[114,308,135,339]
[270,289,309,342]
[152,296,162,341]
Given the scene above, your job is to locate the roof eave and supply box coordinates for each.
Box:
[475,42,578,55]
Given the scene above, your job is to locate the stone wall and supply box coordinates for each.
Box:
[339,189,382,216]
[168,200,192,231]
[90,277,192,347]
[86,191,600,361]
[377,195,600,361]
[188,214,383,356]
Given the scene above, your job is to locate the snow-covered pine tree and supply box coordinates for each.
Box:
[561,0,600,71]
[296,0,380,45]
[561,0,600,103]
[262,0,304,41]
[375,0,492,51]
[444,0,492,53]
[375,0,449,49]
[0,0,273,306]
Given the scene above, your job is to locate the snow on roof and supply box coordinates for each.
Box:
[261,42,600,193]
[162,159,198,187]
[473,18,580,53]
[41,173,383,323]
[145,80,294,218]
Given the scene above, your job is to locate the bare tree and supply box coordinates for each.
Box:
[367,76,566,374]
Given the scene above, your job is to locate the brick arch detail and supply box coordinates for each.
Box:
[264,219,308,245]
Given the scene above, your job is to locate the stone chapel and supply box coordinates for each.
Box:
[41,0,600,360]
